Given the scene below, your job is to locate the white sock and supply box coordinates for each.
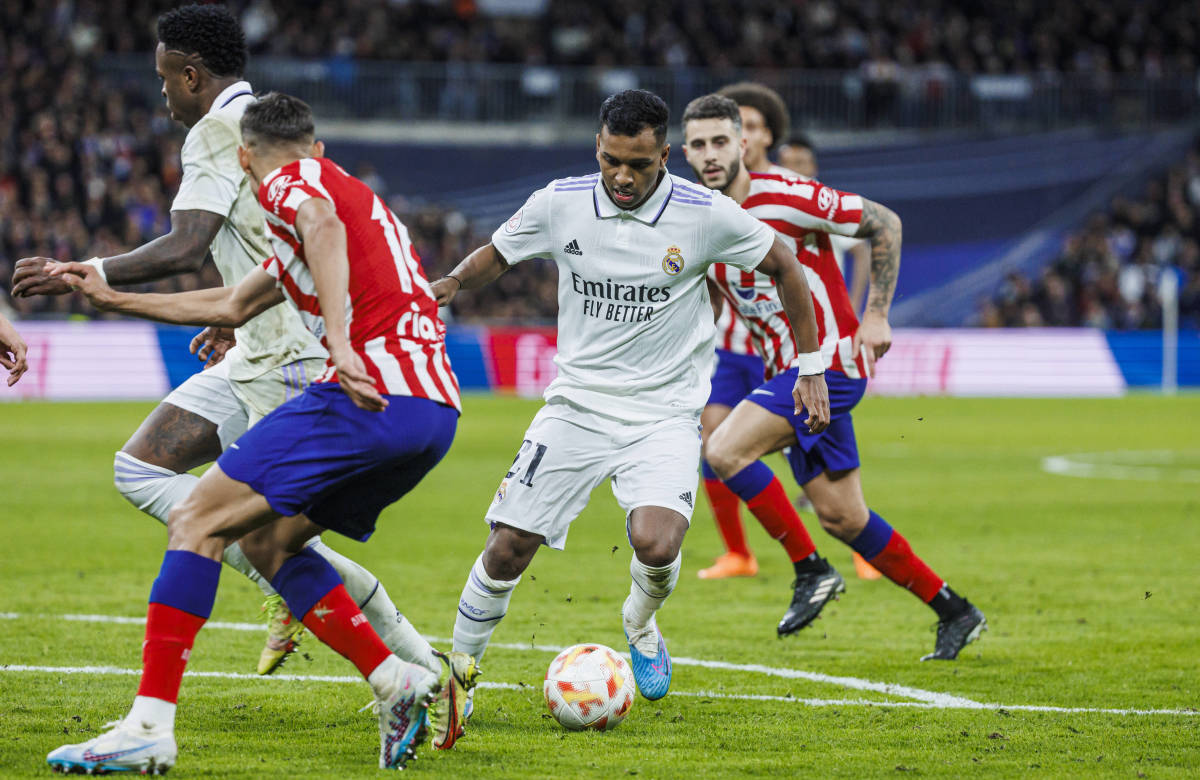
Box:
[221,542,275,597]
[112,451,196,525]
[452,553,520,663]
[114,451,278,597]
[304,538,438,673]
[124,696,176,733]
[365,655,430,699]
[623,552,682,630]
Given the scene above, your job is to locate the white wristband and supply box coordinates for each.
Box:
[791,351,825,376]
[83,257,108,283]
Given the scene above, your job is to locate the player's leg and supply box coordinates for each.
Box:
[47,464,277,776]
[802,468,987,660]
[609,415,704,700]
[220,388,461,764]
[453,406,606,665]
[114,362,276,597]
[236,358,445,675]
[705,399,830,579]
[698,402,757,578]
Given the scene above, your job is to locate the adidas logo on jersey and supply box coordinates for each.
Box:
[678,491,693,509]
[563,239,583,255]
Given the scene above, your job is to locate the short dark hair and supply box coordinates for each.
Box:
[681,94,742,131]
[716,82,790,151]
[240,92,315,146]
[782,133,815,151]
[599,89,669,146]
[157,4,247,78]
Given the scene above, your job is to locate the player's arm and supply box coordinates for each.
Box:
[292,197,385,412]
[431,243,511,306]
[0,313,28,386]
[47,261,284,328]
[705,275,725,323]
[11,210,224,297]
[847,240,871,318]
[755,237,830,433]
[852,198,903,375]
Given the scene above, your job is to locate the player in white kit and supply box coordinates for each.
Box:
[11,4,440,678]
[435,90,830,709]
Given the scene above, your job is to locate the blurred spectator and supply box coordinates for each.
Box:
[977,139,1200,329]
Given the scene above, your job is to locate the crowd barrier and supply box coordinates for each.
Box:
[2,322,1195,402]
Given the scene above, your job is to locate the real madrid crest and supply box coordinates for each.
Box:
[494,480,508,504]
[662,245,684,275]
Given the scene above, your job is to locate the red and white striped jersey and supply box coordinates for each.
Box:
[257,157,460,410]
[707,172,868,379]
[714,302,756,356]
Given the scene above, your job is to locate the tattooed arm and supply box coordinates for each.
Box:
[851,198,902,376]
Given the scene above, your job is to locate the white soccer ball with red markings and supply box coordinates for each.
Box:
[543,643,635,731]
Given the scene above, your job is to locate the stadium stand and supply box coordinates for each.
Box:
[976,140,1200,330]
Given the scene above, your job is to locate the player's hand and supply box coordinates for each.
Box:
[45,262,117,309]
[0,318,28,386]
[852,310,892,379]
[792,372,830,434]
[11,257,73,298]
[331,344,387,412]
[190,326,236,368]
[431,276,461,307]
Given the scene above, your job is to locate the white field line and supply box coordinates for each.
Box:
[1,665,1196,717]
[3,612,972,706]
[1041,450,1200,483]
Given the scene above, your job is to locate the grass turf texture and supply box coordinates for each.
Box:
[1,394,1197,778]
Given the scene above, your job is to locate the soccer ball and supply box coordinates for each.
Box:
[543,643,635,731]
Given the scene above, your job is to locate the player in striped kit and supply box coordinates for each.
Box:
[11,4,439,681]
[44,93,475,773]
[683,94,987,660]
[697,82,846,581]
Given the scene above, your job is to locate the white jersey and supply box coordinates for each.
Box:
[170,81,325,382]
[492,171,775,422]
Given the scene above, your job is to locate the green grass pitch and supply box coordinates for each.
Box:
[1,394,1197,778]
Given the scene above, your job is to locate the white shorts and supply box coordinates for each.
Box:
[484,400,702,550]
[162,356,326,450]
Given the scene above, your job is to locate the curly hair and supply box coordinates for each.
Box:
[716,82,790,151]
[599,89,670,146]
[157,4,247,78]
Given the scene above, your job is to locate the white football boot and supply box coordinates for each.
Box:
[375,659,440,769]
[47,718,176,775]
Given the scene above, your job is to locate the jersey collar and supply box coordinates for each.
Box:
[592,172,673,226]
[208,80,254,118]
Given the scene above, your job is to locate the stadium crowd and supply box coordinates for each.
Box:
[21,0,1200,75]
[976,141,1200,330]
[3,0,1198,327]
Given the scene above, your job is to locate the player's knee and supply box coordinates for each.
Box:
[482,525,540,581]
[814,503,868,542]
[629,531,680,568]
[703,440,743,481]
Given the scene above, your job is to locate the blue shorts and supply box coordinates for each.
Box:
[744,369,868,486]
[218,384,458,541]
[707,349,766,408]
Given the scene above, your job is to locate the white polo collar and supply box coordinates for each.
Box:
[207,80,254,117]
[592,171,674,225]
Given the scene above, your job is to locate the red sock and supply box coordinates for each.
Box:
[703,478,752,557]
[137,603,206,703]
[745,477,817,562]
[299,584,392,678]
[868,531,944,603]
